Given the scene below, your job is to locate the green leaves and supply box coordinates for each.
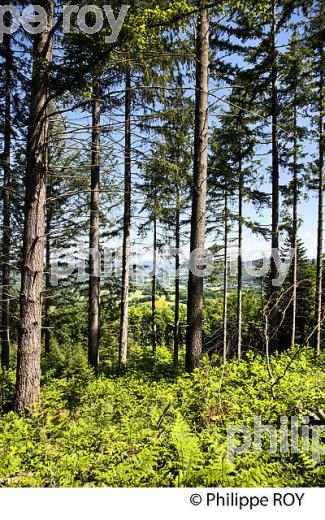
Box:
[171,413,203,485]
[0,346,324,486]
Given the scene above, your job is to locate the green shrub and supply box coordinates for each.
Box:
[0,347,324,487]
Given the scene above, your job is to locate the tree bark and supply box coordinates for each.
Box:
[88,72,101,371]
[291,101,298,349]
[223,186,228,362]
[44,179,53,356]
[1,30,11,369]
[15,0,53,412]
[186,5,209,373]
[237,162,243,359]
[119,66,132,367]
[268,0,280,350]
[174,186,180,367]
[270,0,279,291]
[152,215,157,356]
[316,37,324,355]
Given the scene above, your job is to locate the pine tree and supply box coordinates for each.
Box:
[278,235,315,347]
[186,3,209,373]
[208,74,267,359]
[142,74,192,365]
[241,0,299,347]
[44,114,89,354]
[138,159,162,357]
[303,0,324,353]
[88,68,101,371]
[1,28,11,369]
[279,30,310,348]
[15,0,54,412]
[209,126,238,361]
[119,64,132,367]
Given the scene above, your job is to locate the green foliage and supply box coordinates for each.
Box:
[47,301,186,369]
[49,306,88,349]
[204,291,263,355]
[128,301,186,350]
[0,347,324,487]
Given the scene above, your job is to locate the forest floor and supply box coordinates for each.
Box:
[0,346,324,487]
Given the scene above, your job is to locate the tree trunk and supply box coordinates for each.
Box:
[237,163,243,359]
[174,186,180,367]
[223,187,228,362]
[88,72,101,370]
[119,66,132,367]
[152,215,157,356]
[291,101,298,349]
[44,182,52,356]
[186,5,209,373]
[271,0,279,284]
[1,31,11,369]
[269,0,280,346]
[15,0,53,412]
[316,39,324,355]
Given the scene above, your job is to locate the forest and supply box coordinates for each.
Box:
[0,0,324,487]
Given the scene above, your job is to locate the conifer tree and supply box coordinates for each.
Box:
[303,0,324,353]
[119,64,132,367]
[186,3,209,372]
[279,30,310,348]
[15,0,54,412]
[1,29,11,368]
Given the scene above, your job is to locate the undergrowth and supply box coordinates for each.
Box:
[0,346,324,487]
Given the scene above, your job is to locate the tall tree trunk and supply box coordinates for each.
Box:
[44,182,53,356]
[186,5,209,373]
[316,39,324,355]
[291,101,298,349]
[269,0,280,347]
[237,162,243,359]
[174,186,180,367]
[88,72,101,370]
[1,31,11,369]
[44,235,51,355]
[119,66,132,367]
[15,0,53,412]
[152,215,157,356]
[271,0,279,284]
[223,187,228,362]
[270,0,279,289]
